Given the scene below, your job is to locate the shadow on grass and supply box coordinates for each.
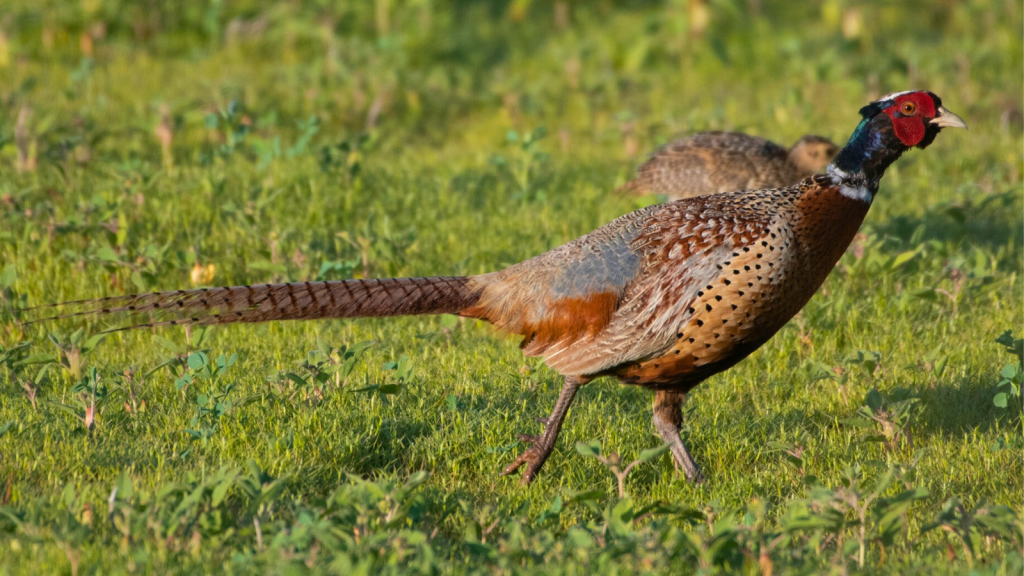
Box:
[914,375,1012,438]
[339,417,431,476]
[871,189,1022,258]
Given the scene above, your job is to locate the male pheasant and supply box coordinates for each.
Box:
[620,132,840,199]
[31,91,965,485]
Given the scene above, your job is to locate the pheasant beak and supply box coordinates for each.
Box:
[930,107,968,130]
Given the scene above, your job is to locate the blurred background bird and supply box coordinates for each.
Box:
[620,132,840,199]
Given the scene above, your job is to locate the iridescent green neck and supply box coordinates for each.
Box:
[828,107,908,193]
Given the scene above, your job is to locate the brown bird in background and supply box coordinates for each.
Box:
[619,132,840,199]
[30,91,965,486]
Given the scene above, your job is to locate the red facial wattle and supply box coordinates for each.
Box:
[884,92,937,147]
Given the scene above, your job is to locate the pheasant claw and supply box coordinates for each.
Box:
[499,376,584,485]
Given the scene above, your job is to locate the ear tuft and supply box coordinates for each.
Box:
[858,102,884,119]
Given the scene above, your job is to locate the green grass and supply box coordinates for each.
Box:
[0,1,1022,573]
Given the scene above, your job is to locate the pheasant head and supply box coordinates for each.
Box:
[829,90,966,199]
[788,135,841,174]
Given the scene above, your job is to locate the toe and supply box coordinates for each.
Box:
[501,456,526,476]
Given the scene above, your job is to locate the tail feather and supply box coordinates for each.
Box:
[27,276,481,330]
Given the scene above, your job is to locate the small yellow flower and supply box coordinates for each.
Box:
[81,503,94,527]
[191,262,216,286]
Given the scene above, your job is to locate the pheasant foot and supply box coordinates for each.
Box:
[653,389,705,484]
[501,376,584,485]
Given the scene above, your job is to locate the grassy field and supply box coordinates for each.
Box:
[0,1,1022,573]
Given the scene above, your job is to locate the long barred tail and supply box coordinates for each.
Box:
[26,276,481,331]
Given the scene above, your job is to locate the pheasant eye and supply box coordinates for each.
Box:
[900,101,917,115]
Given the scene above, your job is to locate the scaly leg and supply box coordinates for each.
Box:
[653,389,704,483]
[501,375,585,485]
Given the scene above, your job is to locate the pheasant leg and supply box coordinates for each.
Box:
[501,375,584,485]
[653,389,704,483]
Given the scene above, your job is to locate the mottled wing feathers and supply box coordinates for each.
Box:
[489,176,863,383]
[608,176,869,388]
[540,196,774,377]
[466,193,776,378]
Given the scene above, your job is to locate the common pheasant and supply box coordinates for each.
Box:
[620,132,840,199]
[31,91,965,485]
